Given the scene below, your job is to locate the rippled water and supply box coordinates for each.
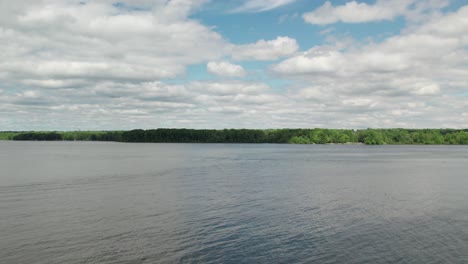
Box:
[1,142,467,263]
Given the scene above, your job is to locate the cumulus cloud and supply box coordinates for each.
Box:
[190,81,268,95]
[303,0,412,25]
[231,0,297,13]
[270,5,468,128]
[232,36,299,61]
[1,76,467,129]
[272,49,346,74]
[207,61,246,77]
[0,79,294,129]
[21,79,88,89]
[274,6,468,96]
[0,1,467,130]
[0,0,227,83]
[302,0,449,25]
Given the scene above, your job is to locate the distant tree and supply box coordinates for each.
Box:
[363,131,385,145]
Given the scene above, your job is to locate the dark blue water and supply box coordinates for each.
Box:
[1,142,467,263]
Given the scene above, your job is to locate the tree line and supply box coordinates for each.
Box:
[1,128,468,145]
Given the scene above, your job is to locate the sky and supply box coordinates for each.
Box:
[0,0,467,130]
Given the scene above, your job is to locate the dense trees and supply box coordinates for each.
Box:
[0,132,20,140]
[120,129,269,143]
[12,132,63,141]
[1,128,467,145]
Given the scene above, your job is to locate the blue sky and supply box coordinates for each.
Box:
[0,0,467,130]
[182,0,411,86]
[195,0,397,45]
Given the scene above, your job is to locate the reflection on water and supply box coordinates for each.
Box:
[1,142,467,263]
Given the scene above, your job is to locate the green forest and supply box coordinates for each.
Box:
[1,128,468,145]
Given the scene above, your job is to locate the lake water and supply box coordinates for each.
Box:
[1,142,467,263]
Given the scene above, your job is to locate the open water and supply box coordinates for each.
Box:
[1,142,467,263]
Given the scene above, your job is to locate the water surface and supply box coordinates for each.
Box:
[1,142,467,263]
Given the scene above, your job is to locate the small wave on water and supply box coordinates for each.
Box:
[1,142,468,263]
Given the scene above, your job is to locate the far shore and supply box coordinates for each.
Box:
[1,128,467,145]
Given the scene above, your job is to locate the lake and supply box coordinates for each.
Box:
[1,142,467,263]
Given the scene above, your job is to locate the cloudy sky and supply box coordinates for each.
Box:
[1,0,467,130]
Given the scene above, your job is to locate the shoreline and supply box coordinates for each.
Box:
[1,128,467,145]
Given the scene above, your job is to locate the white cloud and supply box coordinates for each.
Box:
[275,6,468,88]
[19,90,41,99]
[207,61,246,77]
[21,79,88,89]
[0,79,294,129]
[232,0,297,13]
[302,0,447,25]
[0,1,467,130]
[0,0,227,82]
[412,84,440,95]
[190,81,268,95]
[270,5,468,128]
[272,49,345,74]
[278,13,299,24]
[1,76,467,129]
[232,36,299,61]
[341,98,378,107]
